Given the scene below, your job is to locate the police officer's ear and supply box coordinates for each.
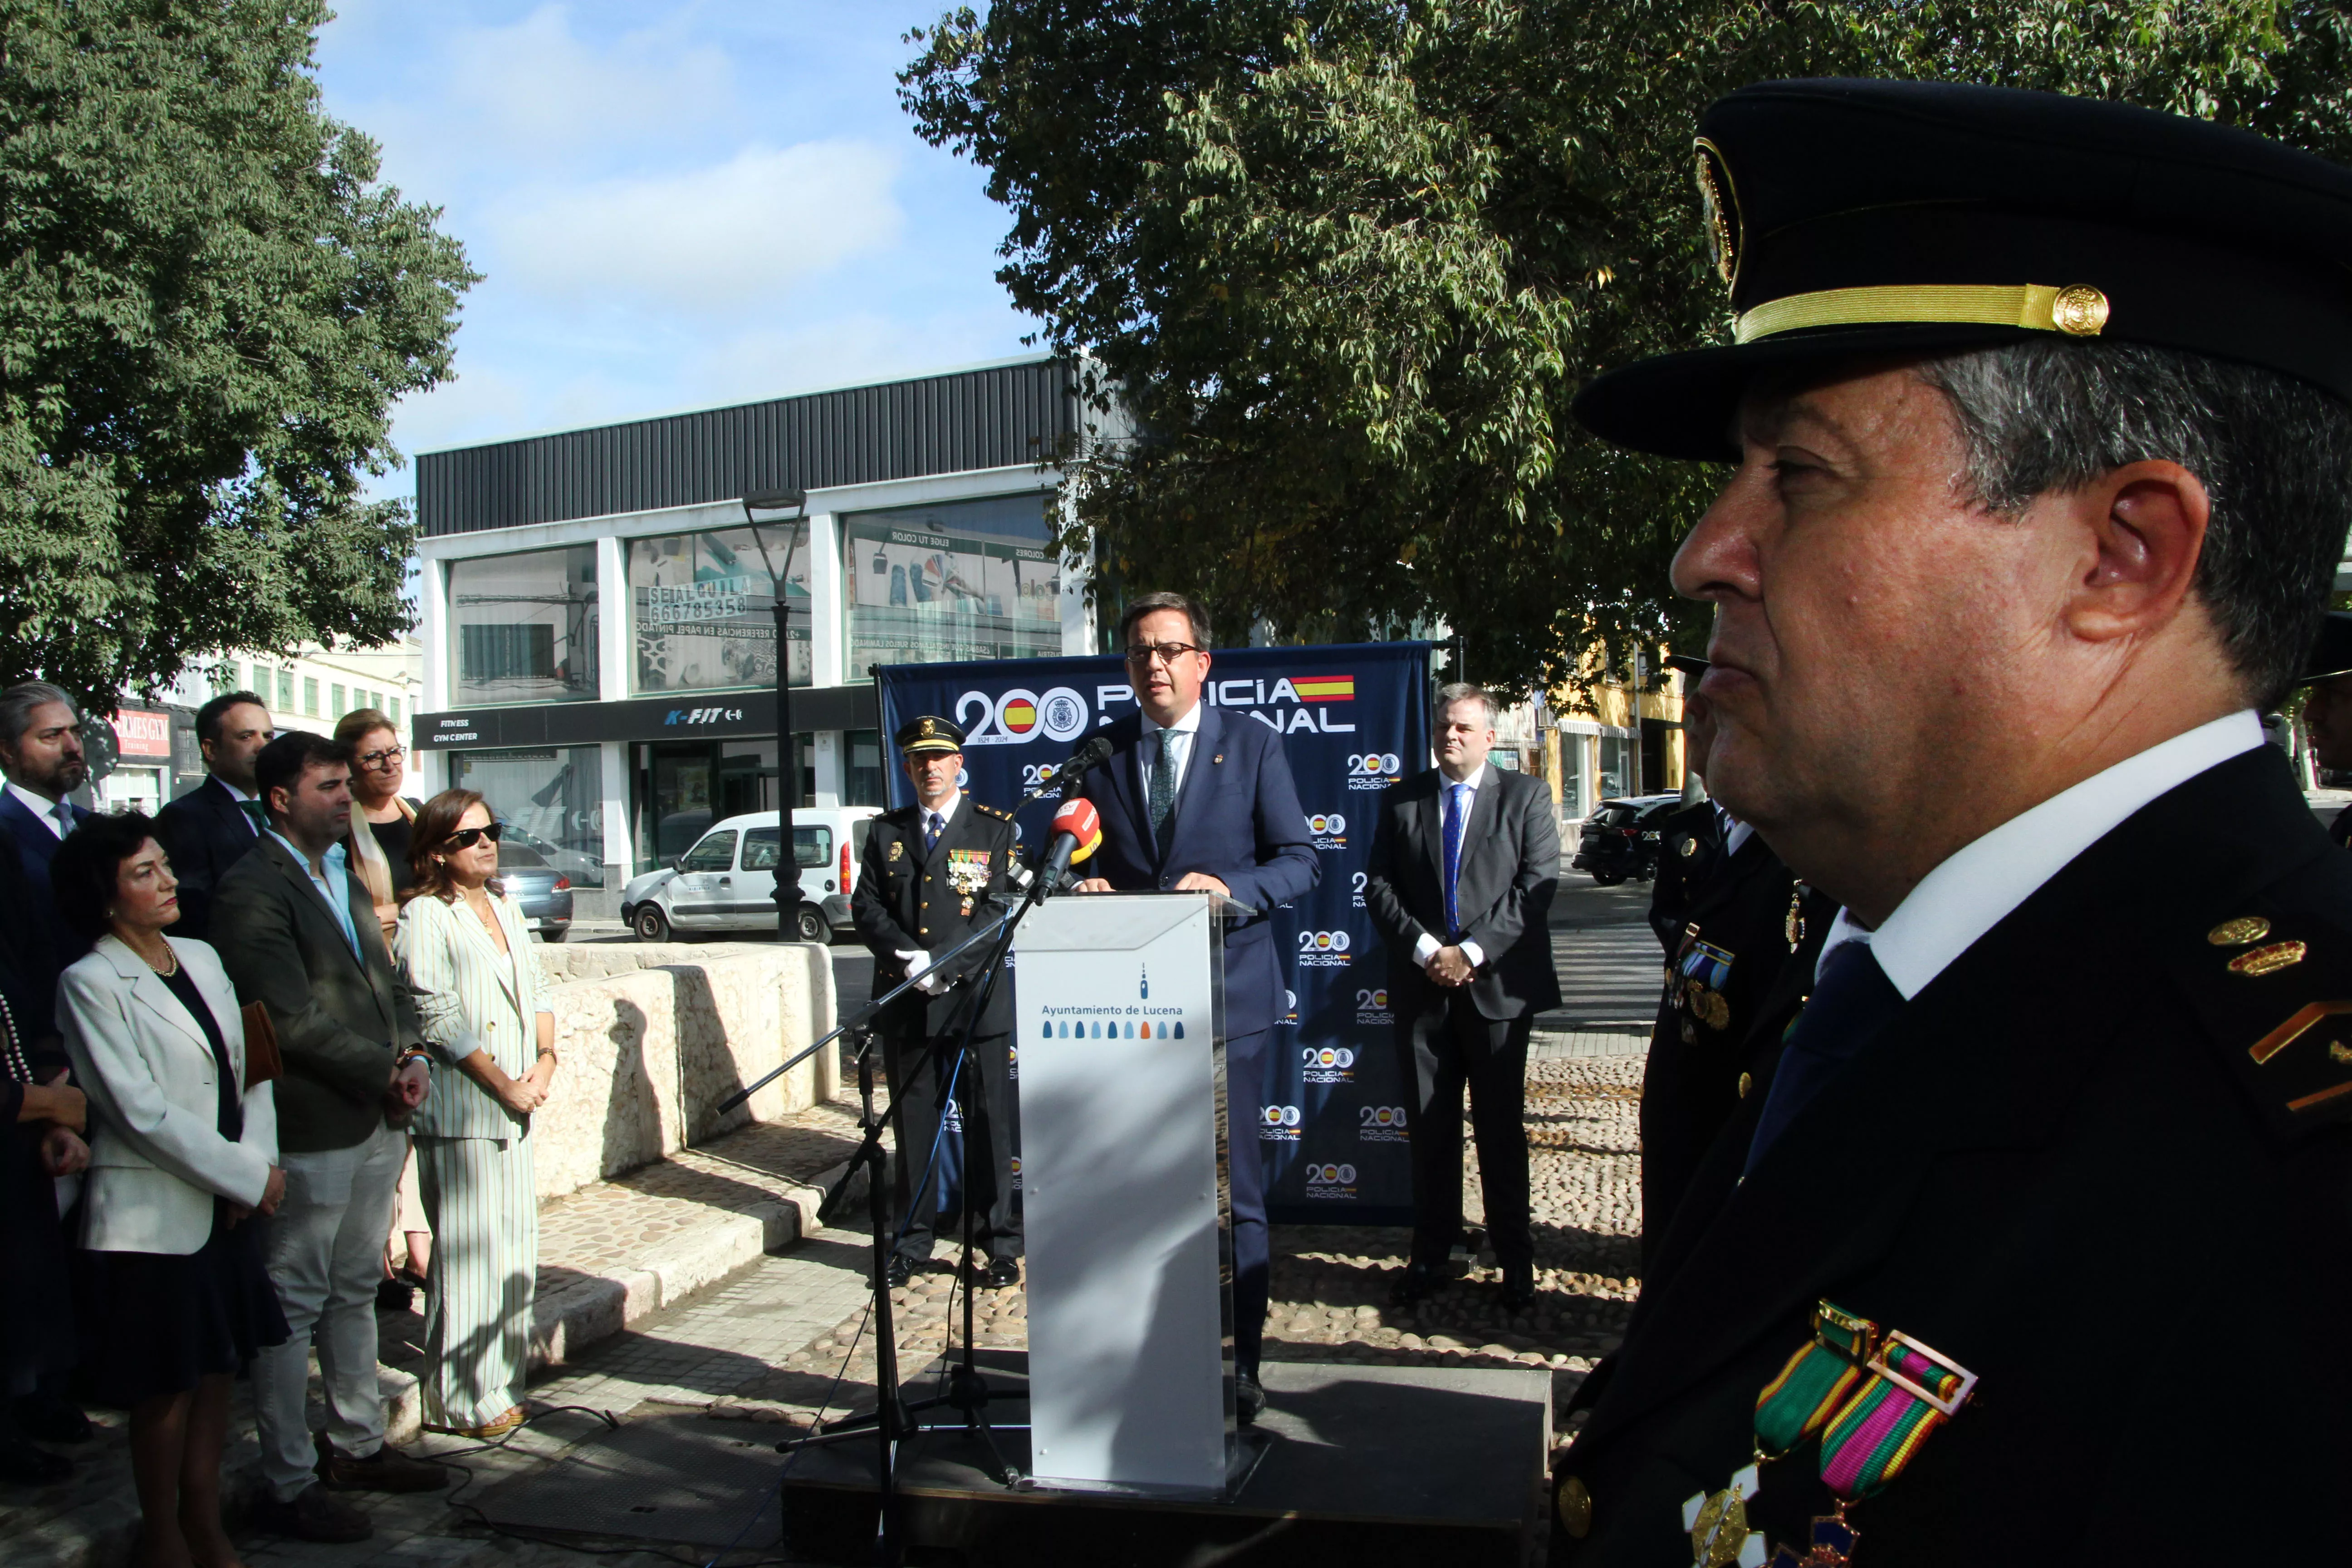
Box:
[2049,459,2212,650]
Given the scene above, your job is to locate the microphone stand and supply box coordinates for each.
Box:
[761,755,1108,1562]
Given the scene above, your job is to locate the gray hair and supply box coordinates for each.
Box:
[1916,341,2352,707]
[1435,681,1499,728]
[0,682,78,749]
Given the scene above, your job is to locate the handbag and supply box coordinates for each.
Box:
[239,1000,283,1087]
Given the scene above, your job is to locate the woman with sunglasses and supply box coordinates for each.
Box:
[391,791,555,1440]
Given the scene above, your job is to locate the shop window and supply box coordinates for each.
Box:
[446,744,606,887]
[843,492,1062,671]
[447,547,599,707]
[845,729,885,806]
[627,525,810,695]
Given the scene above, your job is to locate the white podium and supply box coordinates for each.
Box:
[1011,891,1245,1496]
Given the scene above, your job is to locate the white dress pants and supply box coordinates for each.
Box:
[253,1122,405,1500]
[415,1132,538,1429]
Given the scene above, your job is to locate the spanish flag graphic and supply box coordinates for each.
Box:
[1292,675,1355,703]
[1000,696,1039,735]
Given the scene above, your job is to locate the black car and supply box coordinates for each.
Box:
[1571,794,1688,886]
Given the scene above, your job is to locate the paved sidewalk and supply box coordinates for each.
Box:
[12,1051,1644,1567]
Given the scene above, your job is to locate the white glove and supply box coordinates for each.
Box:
[897,949,948,995]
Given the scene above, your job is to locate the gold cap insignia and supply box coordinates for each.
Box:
[2051,284,2111,337]
[2230,940,2308,978]
[1694,138,1741,288]
[2208,916,2270,947]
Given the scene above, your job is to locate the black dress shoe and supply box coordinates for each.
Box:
[1388,1261,1441,1307]
[983,1255,1022,1289]
[249,1483,372,1543]
[1234,1372,1266,1427]
[0,1435,71,1485]
[1499,1264,1538,1311]
[885,1255,915,1289]
[12,1392,90,1444]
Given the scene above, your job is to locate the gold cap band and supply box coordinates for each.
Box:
[1733,282,2110,345]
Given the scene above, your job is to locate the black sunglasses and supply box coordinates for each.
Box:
[447,823,504,850]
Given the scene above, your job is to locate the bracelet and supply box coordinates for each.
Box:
[395,1049,432,1069]
[536,1049,558,1062]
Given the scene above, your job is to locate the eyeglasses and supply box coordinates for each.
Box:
[1124,641,1207,667]
[358,745,405,769]
[447,823,504,849]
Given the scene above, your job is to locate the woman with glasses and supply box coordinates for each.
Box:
[392,791,555,1440]
[332,709,416,943]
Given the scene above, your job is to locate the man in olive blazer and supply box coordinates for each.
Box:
[211,733,440,1539]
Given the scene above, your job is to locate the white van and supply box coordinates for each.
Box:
[618,806,882,944]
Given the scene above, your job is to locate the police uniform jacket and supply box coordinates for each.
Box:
[1638,816,1831,1274]
[1557,740,2352,1565]
[852,794,1017,1040]
[1646,800,1724,953]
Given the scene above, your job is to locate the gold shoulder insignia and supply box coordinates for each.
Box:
[2176,898,2352,1142]
[975,801,1012,820]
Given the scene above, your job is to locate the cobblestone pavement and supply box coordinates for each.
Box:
[228,1051,1643,1566]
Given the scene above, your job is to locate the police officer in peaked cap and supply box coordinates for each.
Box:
[2293,612,2352,848]
[1550,80,2352,1565]
[851,715,1022,1289]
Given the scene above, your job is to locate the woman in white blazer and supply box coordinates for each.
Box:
[394,790,557,1441]
[53,813,286,1568]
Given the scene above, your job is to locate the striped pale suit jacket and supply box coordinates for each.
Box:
[393,890,552,1139]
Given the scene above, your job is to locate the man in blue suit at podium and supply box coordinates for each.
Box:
[1073,591,1319,1425]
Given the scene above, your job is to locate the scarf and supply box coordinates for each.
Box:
[348,795,416,937]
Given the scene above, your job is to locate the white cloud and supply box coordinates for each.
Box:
[486,140,904,311]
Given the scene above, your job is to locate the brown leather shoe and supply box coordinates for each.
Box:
[315,1437,448,1494]
[248,1483,372,1543]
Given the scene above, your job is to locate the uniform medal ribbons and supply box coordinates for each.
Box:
[1682,1301,1977,1568]
[947,849,991,916]
[1680,940,1736,1031]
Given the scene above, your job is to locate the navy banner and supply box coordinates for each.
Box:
[877,642,1431,1226]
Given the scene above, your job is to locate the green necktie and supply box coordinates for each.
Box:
[239,799,266,833]
[1148,731,1179,856]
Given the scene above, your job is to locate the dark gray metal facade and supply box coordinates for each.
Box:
[418,358,1077,537]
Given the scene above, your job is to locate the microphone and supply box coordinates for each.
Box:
[1040,796,1103,889]
[1051,735,1113,785]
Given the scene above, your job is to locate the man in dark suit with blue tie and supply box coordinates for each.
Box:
[1073,592,1319,1424]
[1364,682,1561,1311]
[0,682,95,1047]
[155,690,277,940]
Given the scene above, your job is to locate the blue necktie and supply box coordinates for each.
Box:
[1743,940,1905,1175]
[924,811,942,855]
[1441,782,1469,936]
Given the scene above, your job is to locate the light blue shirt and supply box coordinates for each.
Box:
[267,828,362,959]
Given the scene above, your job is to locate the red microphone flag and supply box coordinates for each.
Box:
[1050,797,1103,865]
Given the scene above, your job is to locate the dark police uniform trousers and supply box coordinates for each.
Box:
[851,796,1021,1267]
[1639,804,1834,1273]
[1553,747,2352,1564]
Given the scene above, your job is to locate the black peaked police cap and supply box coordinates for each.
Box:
[1573,79,2352,461]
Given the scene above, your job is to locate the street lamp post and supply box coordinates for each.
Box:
[742,489,810,942]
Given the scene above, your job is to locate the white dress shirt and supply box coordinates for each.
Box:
[1415,761,1490,970]
[897,789,966,990]
[1137,701,1205,803]
[1817,710,2264,995]
[7,780,75,838]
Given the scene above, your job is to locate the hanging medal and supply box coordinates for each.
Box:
[1684,1301,1977,1568]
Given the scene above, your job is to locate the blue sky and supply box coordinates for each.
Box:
[314,2,1035,487]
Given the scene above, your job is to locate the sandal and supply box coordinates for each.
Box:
[424,1406,526,1441]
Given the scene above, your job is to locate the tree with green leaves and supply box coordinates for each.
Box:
[0,0,477,712]
[903,0,2352,694]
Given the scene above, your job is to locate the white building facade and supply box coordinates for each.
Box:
[408,357,1095,917]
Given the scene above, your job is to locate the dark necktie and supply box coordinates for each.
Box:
[1148,731,1180,857]
[924,810,943,855]
[238,799,266,834]
[1441,781,1470,935]
[1743,939,1905,1175]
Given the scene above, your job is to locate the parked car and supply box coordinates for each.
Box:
[619,806,882,944]
[495,837,575,941]
[1571,793,1688,886]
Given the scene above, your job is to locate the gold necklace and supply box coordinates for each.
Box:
[135,939,178,977]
